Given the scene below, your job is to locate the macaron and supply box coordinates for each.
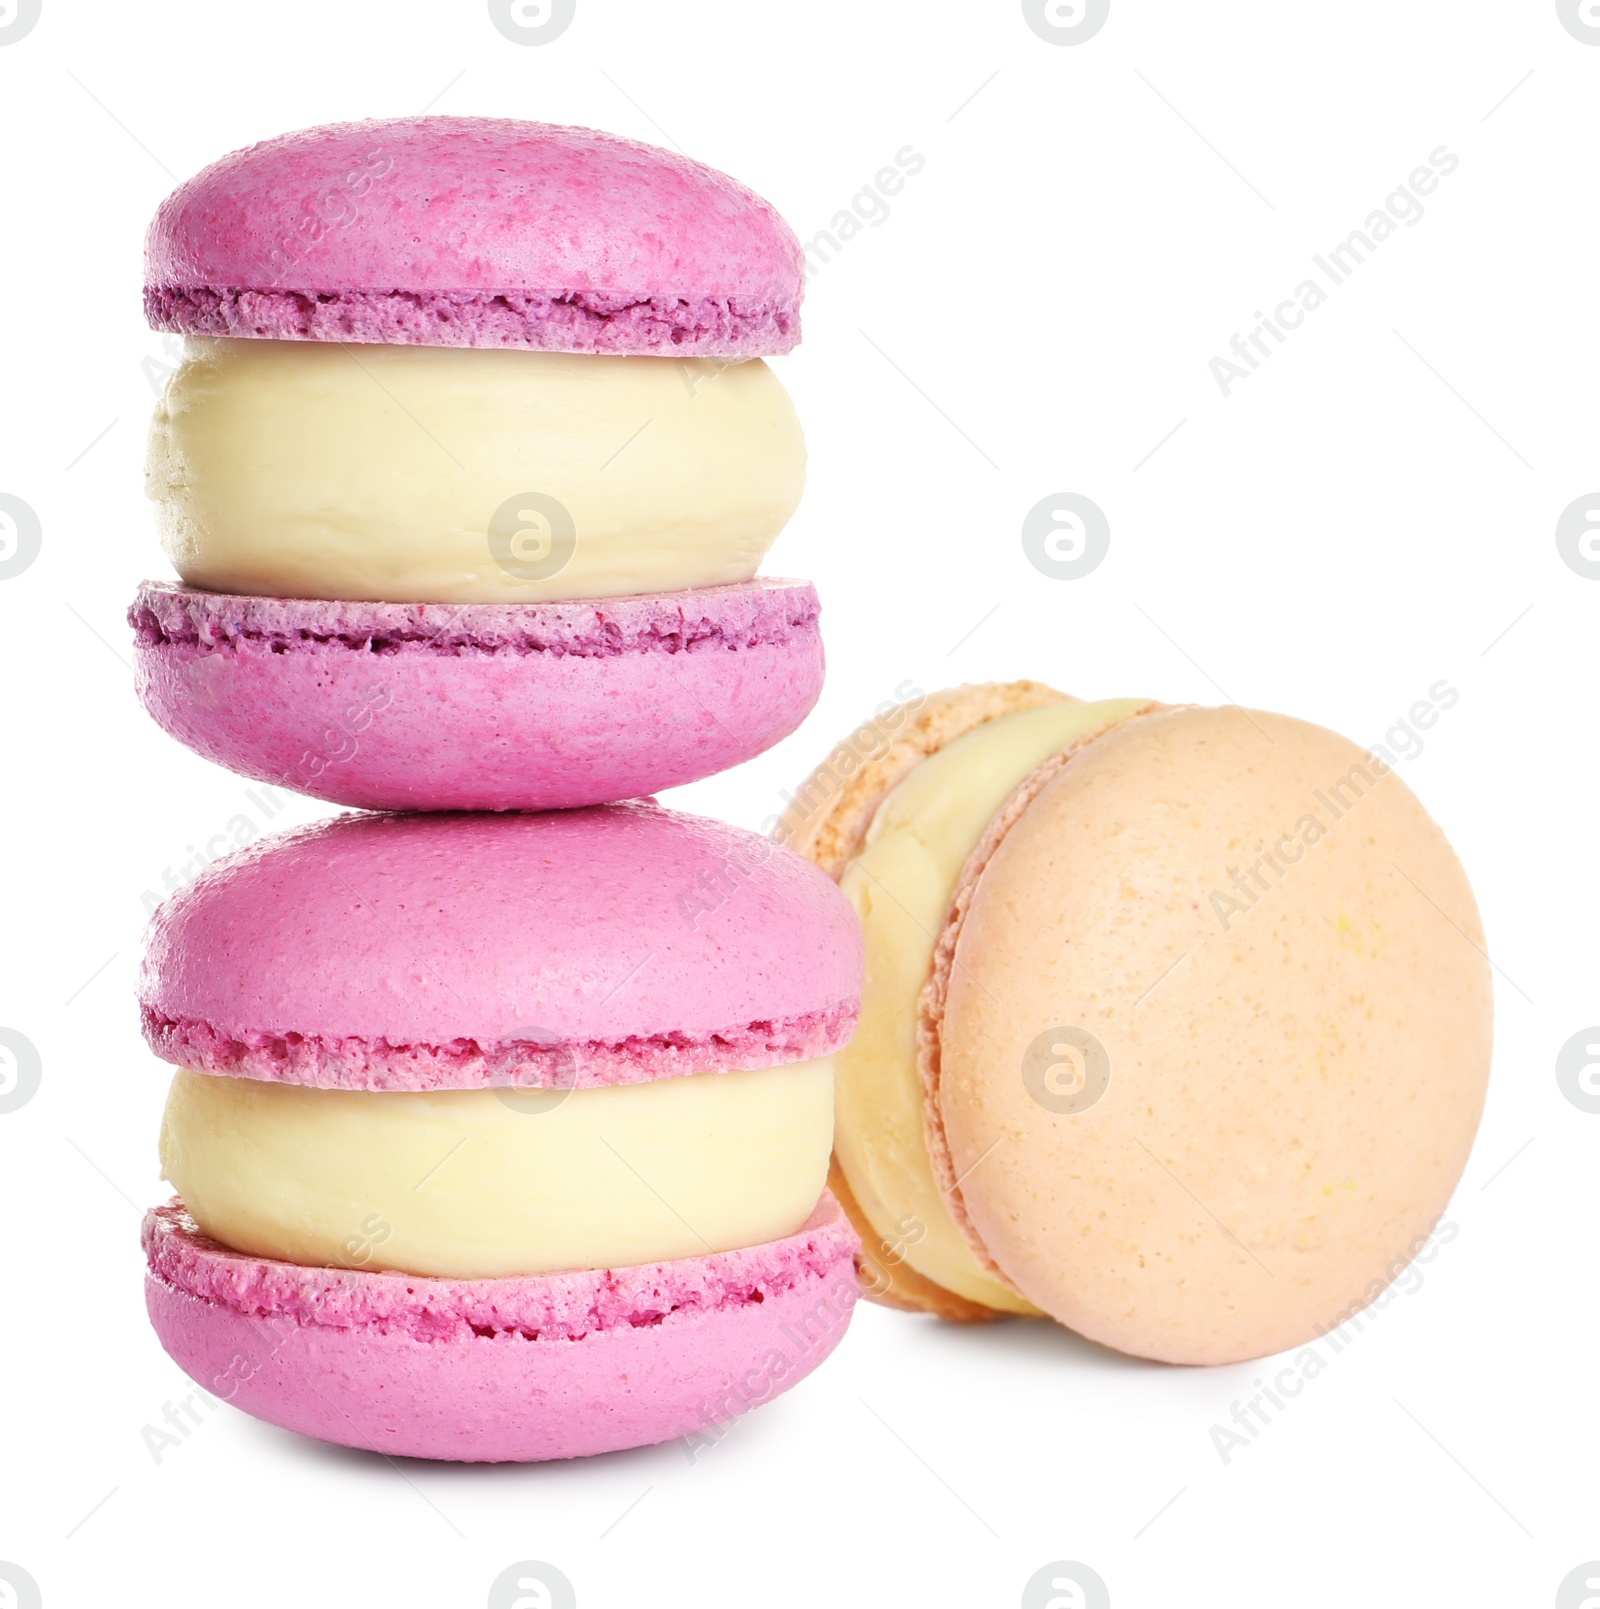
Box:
[782,683,1492,1365]
[133,116,820,810]
[140,802,864,1462]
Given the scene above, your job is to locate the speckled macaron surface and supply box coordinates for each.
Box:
[141,803,863,1091]
[145,117,803,355]
[145,1193,859,1463]
[924,705,1493,1365]
[129,579,825,811]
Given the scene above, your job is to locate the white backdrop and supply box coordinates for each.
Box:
[1,2,1595,1605]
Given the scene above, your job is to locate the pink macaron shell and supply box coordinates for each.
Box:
[140,803,864,1091]
[144,1196,859,1463]
[145,118,802,355]
[130,580,824,813]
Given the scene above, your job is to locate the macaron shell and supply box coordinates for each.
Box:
[130,580,824,812]
[928,705,1492,1365]
[141,804,863,1091]
[144,1195,858,1462]
[145,118,802,356]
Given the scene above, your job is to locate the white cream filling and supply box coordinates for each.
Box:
[836,699,1148,1312]
[147,337,806,604]
[160,1059,834,1279]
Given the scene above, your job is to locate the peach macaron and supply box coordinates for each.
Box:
[781,683,1492,1364]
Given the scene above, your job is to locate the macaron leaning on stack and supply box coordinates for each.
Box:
[783,683,1493,1364]
[132,116,820,811]
[129,120,868,1463]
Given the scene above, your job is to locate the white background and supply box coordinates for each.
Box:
[1,2,1595,1605]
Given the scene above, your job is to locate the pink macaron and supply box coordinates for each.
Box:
[133,117,820,812]
[140,803,864,1462]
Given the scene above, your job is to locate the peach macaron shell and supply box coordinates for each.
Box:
[924,705,1493,1366]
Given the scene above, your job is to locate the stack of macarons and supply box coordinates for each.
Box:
[783,683,1493,1365]
[132,118,865,1462]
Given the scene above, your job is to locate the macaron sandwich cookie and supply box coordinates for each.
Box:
[132,117,819,811]
[142,806,863,1462]
[783,683,1492,1365]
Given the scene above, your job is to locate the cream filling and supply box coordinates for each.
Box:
[160,1060,833,1279]
[147,337,806,604]
[835,699,1148,1313]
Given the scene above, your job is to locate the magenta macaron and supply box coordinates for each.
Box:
[132,117,821,812]
[141,802,864,1463]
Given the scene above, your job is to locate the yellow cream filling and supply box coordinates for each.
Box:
[147,337,806,604]
[836,699,1148,1312]
[160,1059,833,1279]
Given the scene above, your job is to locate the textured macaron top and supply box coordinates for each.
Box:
[145,117,803,355]
[141,804,862,1091]
[921,705,1492,1364]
